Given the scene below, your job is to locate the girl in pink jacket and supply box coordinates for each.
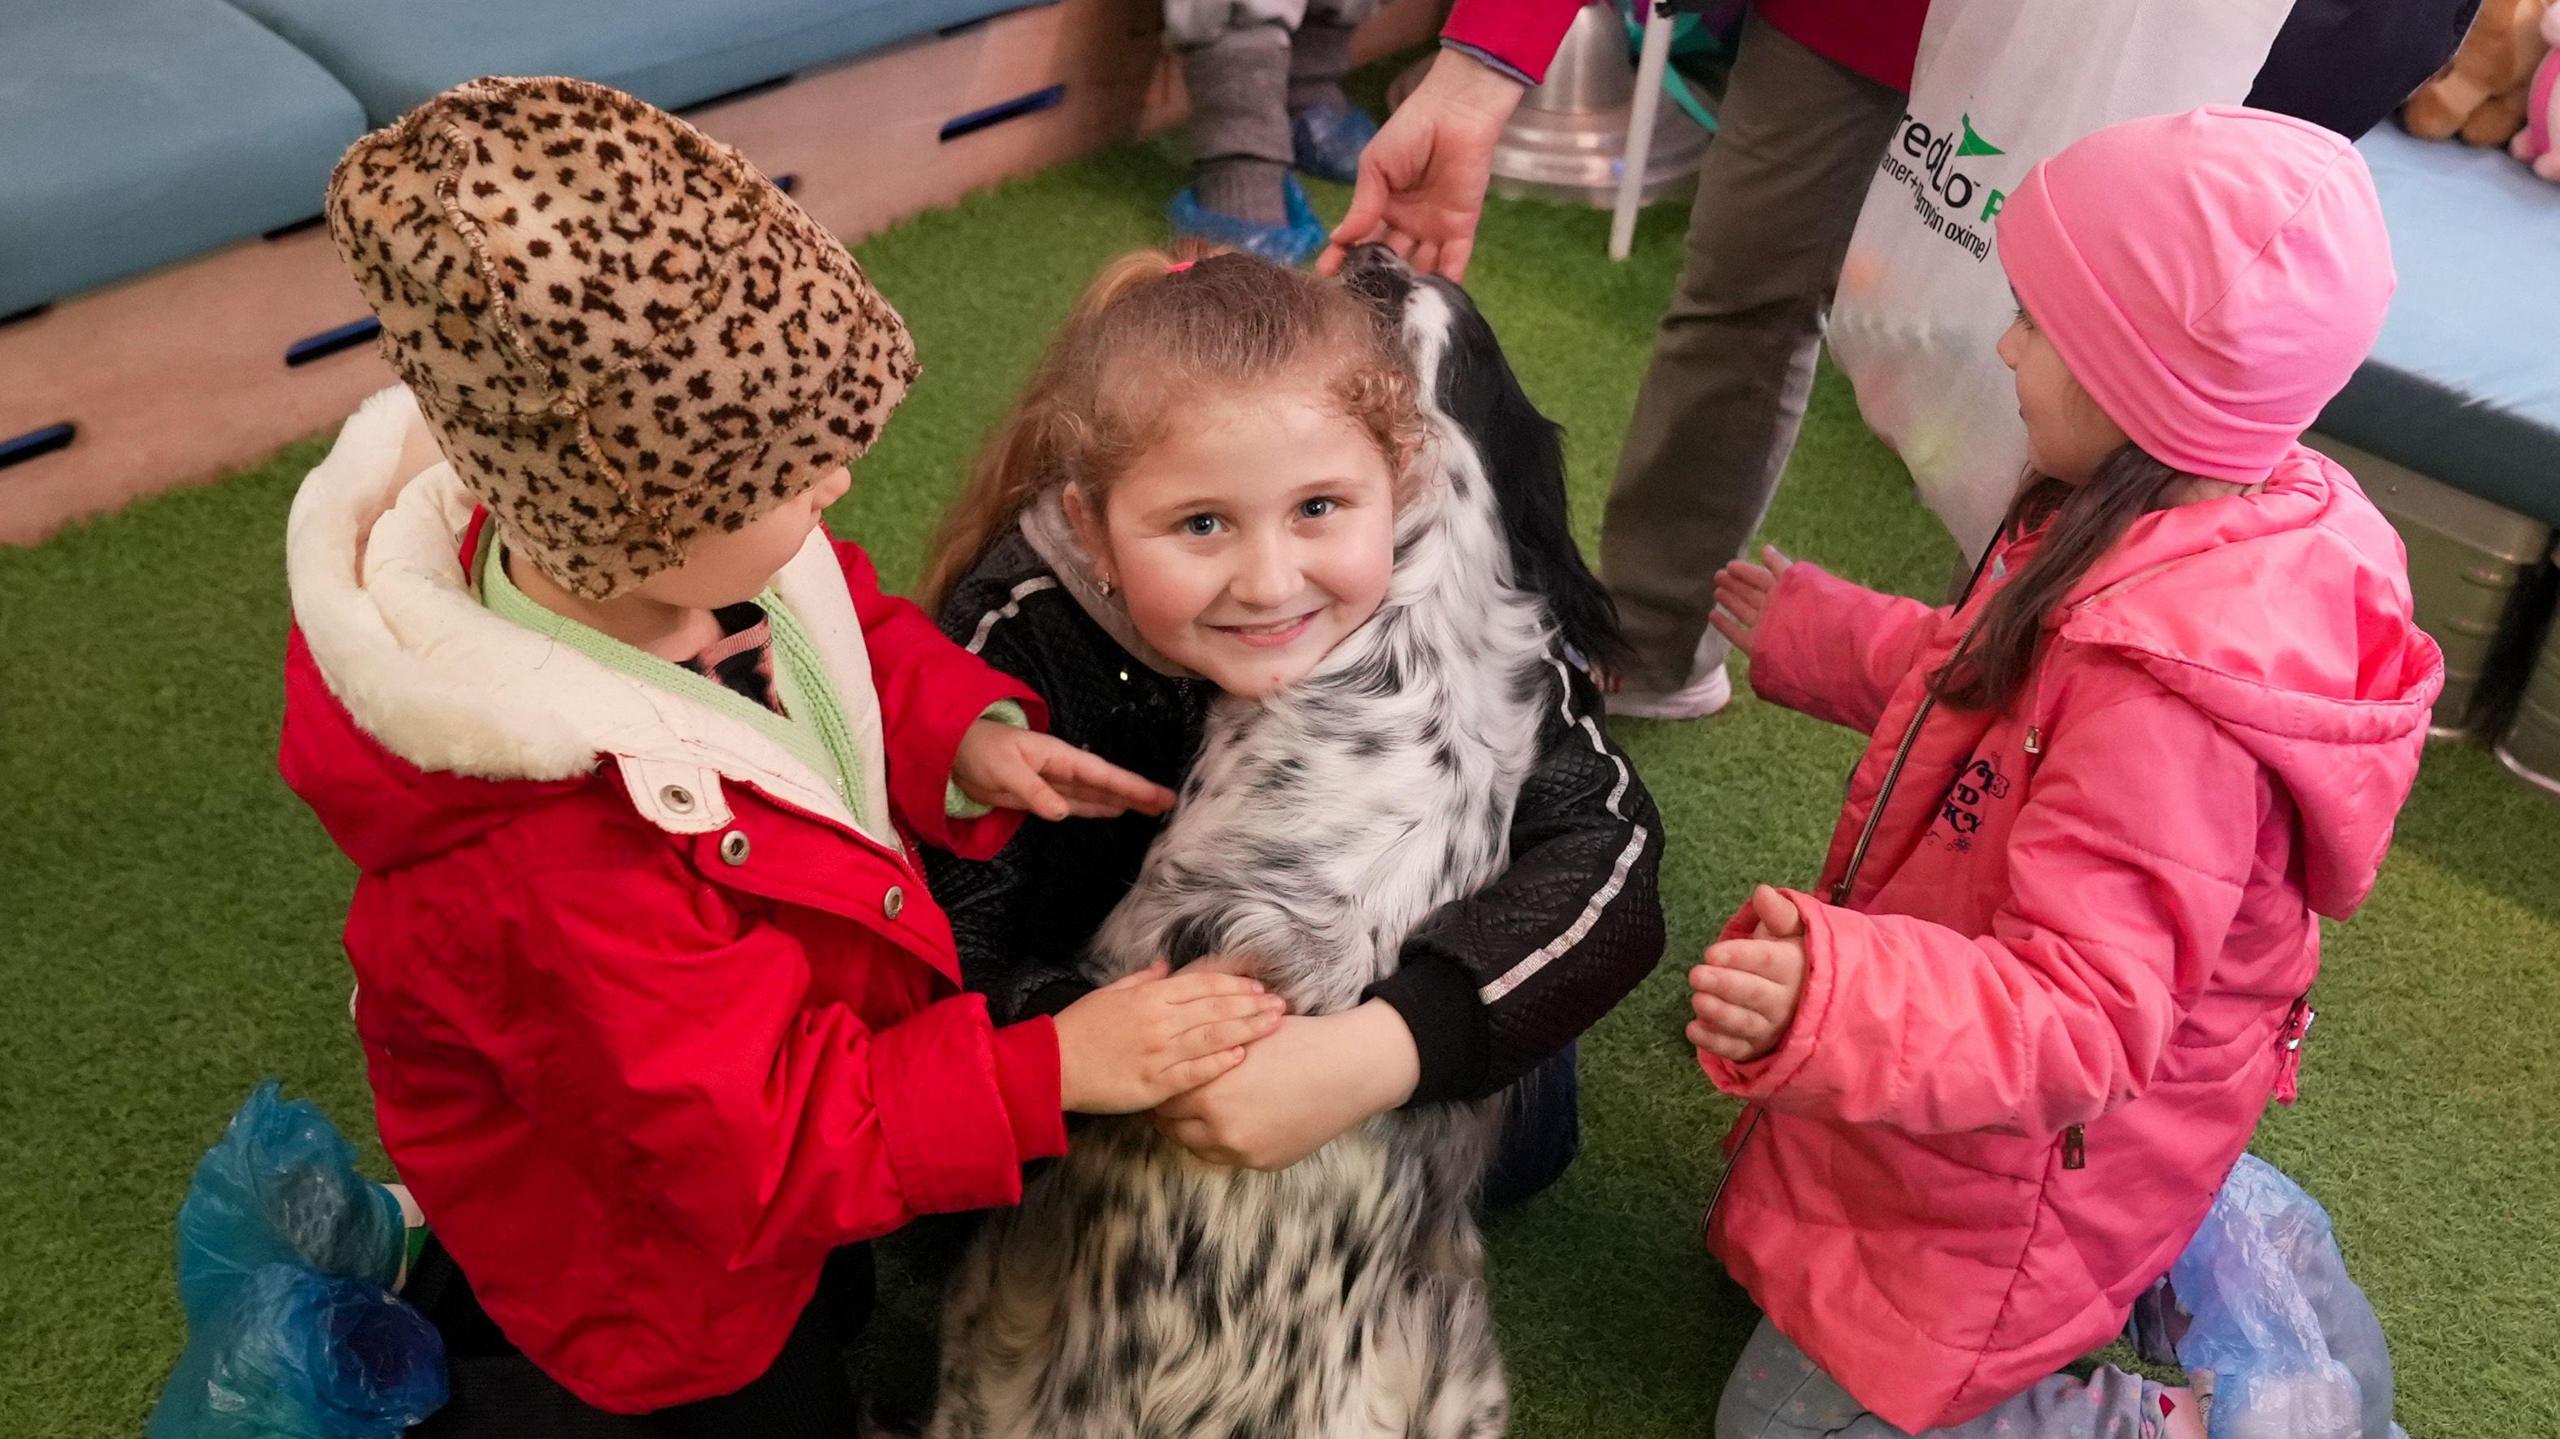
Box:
[1688,108,2443,1437]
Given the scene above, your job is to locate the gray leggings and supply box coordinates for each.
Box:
[1715,1322,2184,1439]
[1166,0,1381,169]
[1163,0,1380,50]
[1718,1181,2405,1439]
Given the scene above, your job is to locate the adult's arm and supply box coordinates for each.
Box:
[2245,0,2482,140]
[1440,0,1590,85]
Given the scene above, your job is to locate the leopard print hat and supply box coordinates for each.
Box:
[326,76,919,599]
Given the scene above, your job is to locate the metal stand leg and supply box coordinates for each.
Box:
[1610,1,1676,260]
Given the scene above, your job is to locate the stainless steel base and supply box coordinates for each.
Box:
[2494,538,2560,800]
[2308,433,2555,741]
[1390,2,1710,210]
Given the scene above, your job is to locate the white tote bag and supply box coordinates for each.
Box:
[1825,0,2296,557]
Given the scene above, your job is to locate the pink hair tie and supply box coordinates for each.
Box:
[1166,260,1197,274]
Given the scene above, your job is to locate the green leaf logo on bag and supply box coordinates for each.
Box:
[1877,110,2014,264]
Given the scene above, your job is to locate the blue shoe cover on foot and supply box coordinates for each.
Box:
[148,1082,447,1438]
[2169,1154,2406,1439]
[1169,174,1326,266]
[1292,101,1378,184]
[150,1266,447,1439]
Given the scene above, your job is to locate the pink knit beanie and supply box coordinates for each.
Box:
[1998,106,2395,484]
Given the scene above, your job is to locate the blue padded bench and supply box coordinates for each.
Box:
[219,0,1045,126]
[2320,125,2560,530]
[0,0,1050,319]
[2311,124,2560,786]
[0,0,1443,544]
[0,0,367,319]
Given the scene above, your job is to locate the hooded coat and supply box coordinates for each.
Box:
[279,391,1065,1412]
[1700,450,2441,1429]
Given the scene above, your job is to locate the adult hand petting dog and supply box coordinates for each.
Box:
[1152,1000,1421,1170]
[1316,48,1525,282]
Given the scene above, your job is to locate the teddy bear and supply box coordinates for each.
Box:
[2404,0,2553,147]
[2511,4,2560,176]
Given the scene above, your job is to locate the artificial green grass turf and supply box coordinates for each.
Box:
[6,131,2559,1438]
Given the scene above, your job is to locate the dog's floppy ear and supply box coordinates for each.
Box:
[1425,281,1629,672]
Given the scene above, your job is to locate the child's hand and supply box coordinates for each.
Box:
[1709,545,1794,659]
[1152,999,1418,1170]
[1053,961,1286,1114]
[1687,886,1808,1063]
[953,720,1176,822]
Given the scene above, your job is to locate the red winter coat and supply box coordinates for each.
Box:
[1700,450,2440,1429]
[278,390,1066,1413]
[1444,0,1925,90]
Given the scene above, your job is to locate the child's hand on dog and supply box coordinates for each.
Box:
[953,718,1176,822]
[1055,961,1287,1114]
[1687,886,1807,1063]
[1151,999,1419,1171]
[1709,545,1793,660]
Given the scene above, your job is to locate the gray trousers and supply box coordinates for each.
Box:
[1164,0,1381,49]
[1715,1321,2183,1439]
[1718,1193,2405,1439]
[1598,13,1907,691]
[1168,0,1382,168]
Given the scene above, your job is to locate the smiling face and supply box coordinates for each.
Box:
[1071,383,1399,698]
[1997,305,2129,484]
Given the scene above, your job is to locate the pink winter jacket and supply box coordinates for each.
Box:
[1700,449,2442,1430]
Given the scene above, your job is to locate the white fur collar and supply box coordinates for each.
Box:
[286,387,898,847]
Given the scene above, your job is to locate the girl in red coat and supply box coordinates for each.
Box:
[1686,109,2442,1437]
[279,79,1283,1436]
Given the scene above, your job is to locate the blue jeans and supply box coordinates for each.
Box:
[1482,1042,1582,1211]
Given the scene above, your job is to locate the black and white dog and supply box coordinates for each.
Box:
[928,249,1622,1439]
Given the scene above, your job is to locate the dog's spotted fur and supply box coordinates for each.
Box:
[929,257,1617,1439]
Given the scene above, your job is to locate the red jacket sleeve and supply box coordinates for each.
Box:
[1746,562,1943,735]
[494,832,1066,1270]
[831,536,1045,857]
[1702,656,2259,1136]
[1442,0,1589,83]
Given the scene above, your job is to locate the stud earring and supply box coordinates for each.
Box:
[1097,572,1117,598]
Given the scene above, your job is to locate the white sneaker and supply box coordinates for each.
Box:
[1607,661,1732,721]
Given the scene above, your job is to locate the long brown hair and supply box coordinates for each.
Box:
[1929,444,2186,712]
[916,250,1424,612]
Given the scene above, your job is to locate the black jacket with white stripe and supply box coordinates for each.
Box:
[924,530,1665,1105]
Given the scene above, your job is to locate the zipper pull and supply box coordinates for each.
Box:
[2061,1124,2086,1170]
[2273,999,2317,1106]
[1828,877,1851,906]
